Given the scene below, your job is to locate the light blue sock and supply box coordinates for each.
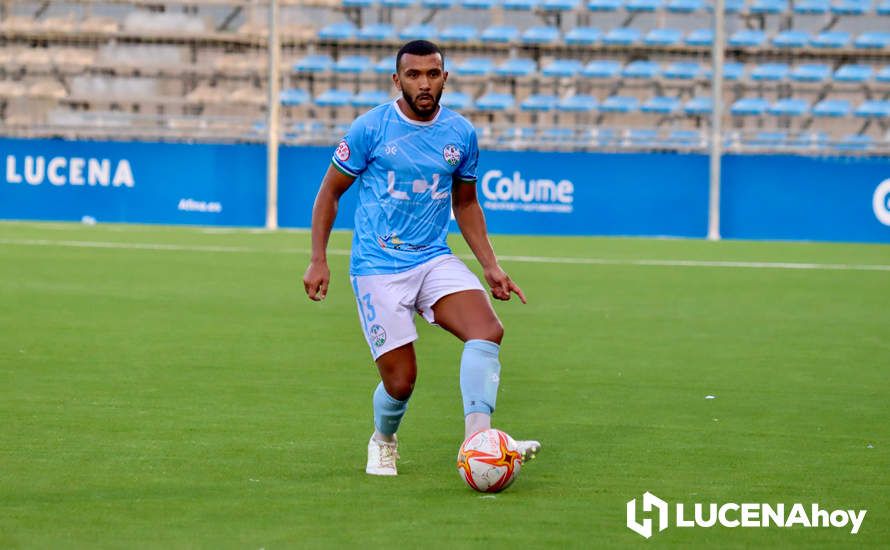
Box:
[373,382,409,436]
[460,339,501,416]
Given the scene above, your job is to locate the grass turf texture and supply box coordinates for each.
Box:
[1,221,888,548]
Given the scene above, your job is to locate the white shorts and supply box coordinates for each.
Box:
[350,254,486,360]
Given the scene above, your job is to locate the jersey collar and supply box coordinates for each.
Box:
[392,98,442,127]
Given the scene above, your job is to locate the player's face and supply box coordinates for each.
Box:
[393,53,447,120]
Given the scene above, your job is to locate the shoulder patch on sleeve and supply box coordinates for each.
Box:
[335,140,351,162]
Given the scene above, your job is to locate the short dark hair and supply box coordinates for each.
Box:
[395,40,444,72]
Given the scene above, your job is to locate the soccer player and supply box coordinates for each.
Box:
[302,40,541,476]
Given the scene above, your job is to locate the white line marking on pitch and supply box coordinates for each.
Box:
[0,237,888,272]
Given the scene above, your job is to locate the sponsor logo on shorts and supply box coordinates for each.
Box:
[369,324,387,347]
[443,144,461,166]
[335,140,351,162]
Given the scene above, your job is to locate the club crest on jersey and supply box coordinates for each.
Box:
[443,144,461,166]
[369,324,387,347]
[336,140,351,162]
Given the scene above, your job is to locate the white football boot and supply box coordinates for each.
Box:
[515,439,542,462]
[366,435,399,476]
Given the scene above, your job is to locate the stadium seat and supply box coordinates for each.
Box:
[812,98,852,116]
[745,131,788,147]
[318,22,356,40]
[343,0,375,7]
[833,64,873,82]
[352,90,390,107]
[374,57,396,74]
[794,0,829,13]
[522,26,560,44]
[399,24,437,41]
[789,63,831,82]
[475,92,515,110]
[315,89,353,107]
[599,95,639,112]
[750,0,788,14]
[504,0,539,8]
[811,31,851,48]
[773,30,811,48]
[582,59,622,78]
[626,128,660,146]
[333,55,373,74]
[623,60,661,79]
[521,94,559,111]
[703,62,745,80]
[666,129,704,146]
[876,65,890,82]
[543,0,580,9]
[453,57,494,76]
[565,27,602,45]
[830,0,870,15]
[358,24,394,41]
[854,100,890,118]
[751,63,790,81]
[878,0,890,14]
[542,59,584,77]
[641,96,681,114]
[789,131,828,149]
[836,134,873,151]
[557,94,598,111]
[421,0,456,7]
[541,127,576,144]
[603,27,641,45]
[663,61,702,79]
[494,58,537,77]
[768,98,810,116]
[381,0,418,7]
[684,96,713,115]
[481,25,520,43]
[625,0,663,11]
[588,0,624,10]
[280,88,309,106]
[462,0,497,7]
[644,28,682,46]
[728,29,766,48]
[685,28,714,46]
[439,25,478,42]
[294,54,333,73]
[706,0,744,12]
[441,91,473,109]
[666,0,703,11]
[854,32,890,49]
[731,97,769,116]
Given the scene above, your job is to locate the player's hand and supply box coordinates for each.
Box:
[483,265,526,304]
[303,260,330,301]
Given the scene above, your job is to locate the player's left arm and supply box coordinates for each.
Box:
[452,178,526,303]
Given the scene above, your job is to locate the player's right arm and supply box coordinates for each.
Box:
[303,164,356,301]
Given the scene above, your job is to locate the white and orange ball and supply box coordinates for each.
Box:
[456,429,522,493]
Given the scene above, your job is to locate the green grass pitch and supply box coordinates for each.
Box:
[1,221,888,548]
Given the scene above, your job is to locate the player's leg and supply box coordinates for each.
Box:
[372,343,416,443]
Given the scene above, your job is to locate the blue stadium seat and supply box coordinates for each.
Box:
[599,95,640,113]
[876,65,890,82]
[745,131,788,147]
[481,25,519,43]
[495,58,537,77]
[542,59,584,77]
[683,96,712,115]
[295,54,333,73]
[318,22,356,40]
[644,28,682,46]
[855,100,890,118]
[830,0,870,15]
[641,96,681,114]
[793,0,829,13]
[750,0,788,14]
[280,88,309,106]
[557,94,599,111]
[522,26,560,44]
[441,91,473,110]
[768,98,810,116]
[462,0,497,8]
[504,0,539,9]
[836,134,873,151]
[541,127,576,144]
[333,55,373,74]
[381,0,417,7]
[475,92,515,110]
[625,0,663,11]
[627,128,660,146]
[790,63,831,82]
[773,30,811,48]
[685,28,713,46]
[374,57,396,74]
[854,31,890,49]
[663,61,702,79]
[400,24,437,40]
[603,27,641,45]
[878,0,890,13]
[666,0,703,10]
[421,0,456,7]
[543,0,580,9]
[440,25,478,42]
[453,57,495,76]
[588,0,624,10]
[703,62,745,80]
[706,0,744,12]
[811,31,851,48]
[565,27,602,45]
[751,63,790,81]
[731,97,769,116]
[582,59,622,78]
[623,60,661,79]
[343,0,375,7]
[666,129,703,146]
[358,24,394,41]
[789,131,828,149]
[352,90,390,107]
[521,94,559,111]
[812,98,852,116]
[833,64,873,82]
[729,29,766,48]
[315,89,353,107]
[591,128,619,146]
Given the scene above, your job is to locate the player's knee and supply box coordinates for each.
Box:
[386,378,415,401]
[480,319,504,344]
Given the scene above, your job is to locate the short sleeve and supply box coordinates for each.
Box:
[331,118,370,178]
[455,127,479,183]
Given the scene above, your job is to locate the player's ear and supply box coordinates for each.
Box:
[392,72,401,91]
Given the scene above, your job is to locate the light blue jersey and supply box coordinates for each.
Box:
[332,99,479,275]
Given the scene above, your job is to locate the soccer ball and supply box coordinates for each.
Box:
[456,429,522,493]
